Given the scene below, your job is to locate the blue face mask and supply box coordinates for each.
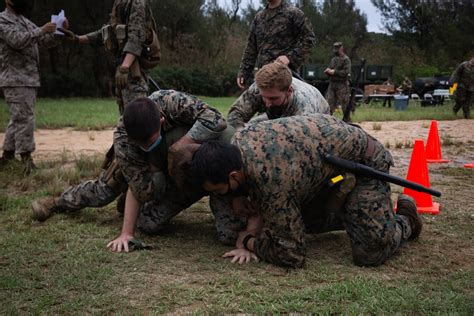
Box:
[140,135,162,152]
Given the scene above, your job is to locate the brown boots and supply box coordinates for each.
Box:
[0,150,15,166]
[0,151,37,174]
[31,197,63,222]
[397,194,423,240]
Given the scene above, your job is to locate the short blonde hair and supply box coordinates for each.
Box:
[255,62,292,91]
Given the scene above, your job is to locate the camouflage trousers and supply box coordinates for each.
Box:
[326,81,350,114]
[453,88,472,118]
[2,87,36,154]
[116,71,149,115]
[304,142,412,267]
[57,126,245,245]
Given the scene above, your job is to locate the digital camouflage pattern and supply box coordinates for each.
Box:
[238,1,316,82]
[232,115,413,268]
[227,77,329,130]
[86,0,155,112]
[451,61,474,118]
[2,88,36,154]
[326,54,351,114]
[0,8,56,155]
[55,91,244,243]
[0,9,56,87]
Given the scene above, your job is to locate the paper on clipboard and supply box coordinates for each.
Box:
[51,10,66,35]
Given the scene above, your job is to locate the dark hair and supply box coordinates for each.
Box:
[191,141,243,187]
[123,98,161,142]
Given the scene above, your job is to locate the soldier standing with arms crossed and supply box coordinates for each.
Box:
[0,0,60,173]
[324,42,351,116]
[236,0,316,90]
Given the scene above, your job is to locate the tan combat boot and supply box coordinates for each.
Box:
[32,197,62,222]
[20,152,38,175]
[396,194,423,240]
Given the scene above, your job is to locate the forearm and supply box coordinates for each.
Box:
[120,188,140,236]
[121,53,137,69]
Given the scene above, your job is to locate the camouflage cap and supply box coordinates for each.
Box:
[333,42,343,48]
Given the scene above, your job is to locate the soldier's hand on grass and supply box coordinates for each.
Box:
[115,66,129,90]
[223,249,258,264]
[276,55,290,66]
[41,22,57,34]
[107,233,134,253]
[236,76,246,90]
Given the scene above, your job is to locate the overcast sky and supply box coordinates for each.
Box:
[217,0,385,33]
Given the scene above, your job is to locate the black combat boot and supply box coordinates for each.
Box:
[397,194,423,240]
[20,152,37,175]
[0,150,15,166]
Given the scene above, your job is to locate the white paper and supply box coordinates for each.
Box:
[51,10,66,35]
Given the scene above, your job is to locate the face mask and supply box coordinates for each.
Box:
[266,93,289,119]
[140,135,162,152]
[8,0,29,15]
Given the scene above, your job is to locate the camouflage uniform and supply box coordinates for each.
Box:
[86,0,156,113]
[450,61,474,118]
[56,90,244,244]
[326,54,351,114]
[0,9,56,154]
[238,1,316,83]
[227,78,329,130]
[232,115,413,268]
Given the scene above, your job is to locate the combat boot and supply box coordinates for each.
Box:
[20,152,37,175]
[31,197,63,222]
[0,150,15,166]
[396,194,423,240]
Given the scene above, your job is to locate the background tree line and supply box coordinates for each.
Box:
[1,0,472,97]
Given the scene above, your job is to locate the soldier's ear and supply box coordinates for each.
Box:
[288,86,294,95]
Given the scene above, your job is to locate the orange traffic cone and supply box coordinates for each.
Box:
[403,139,440,215]
[425,120,450,163]
[464,162,474,169]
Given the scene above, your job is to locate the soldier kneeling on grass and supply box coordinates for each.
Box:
[32,93,245,250]
[190,115,423,268]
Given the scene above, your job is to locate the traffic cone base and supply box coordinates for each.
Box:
[427,158,450,163]
[464,163,474,169]
[394,202,440,215]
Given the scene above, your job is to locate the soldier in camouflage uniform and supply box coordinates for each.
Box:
[0,0,58,172]
[191,115,423,268]
[32,91,245,247]
[450,54,474,119]
[71,0,159,114]
[236,0,316,89]
[324,42,351,115]
[228,62,329,130]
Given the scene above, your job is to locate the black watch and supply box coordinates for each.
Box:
[242,234,255,251]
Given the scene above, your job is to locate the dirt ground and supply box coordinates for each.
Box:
[0,120,473,162]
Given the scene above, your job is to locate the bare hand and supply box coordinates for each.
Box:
[107,233,134,253]
[236,76,246,90]
[276,55,290,66]
[324,68,335,76]
[42,22,57,34]
[222,248,259,264]
[63,18,70,29]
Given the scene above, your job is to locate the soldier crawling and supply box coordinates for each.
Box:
[190,115,423,268]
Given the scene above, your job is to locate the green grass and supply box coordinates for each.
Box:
[0,97,461,132]
[0,153,473,313]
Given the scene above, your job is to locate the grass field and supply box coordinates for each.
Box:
[1,96,473,313]
[0,97,461,131]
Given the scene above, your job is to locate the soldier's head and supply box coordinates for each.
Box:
[5,0,29,15]
[333,42,344,56]
[191,141,247,197]
[123,98,164,152]
[255,62,293,119]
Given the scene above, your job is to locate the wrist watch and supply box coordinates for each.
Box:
[242,234,255,251]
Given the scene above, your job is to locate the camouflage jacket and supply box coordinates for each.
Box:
[238,1,316,81]
[328,54,351,83]
[227,77,330,130]
[232,115,393,268]
[86,0,153,58]
[114,90,227,203]
[450,61,474,91]
[0,9,56,87]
